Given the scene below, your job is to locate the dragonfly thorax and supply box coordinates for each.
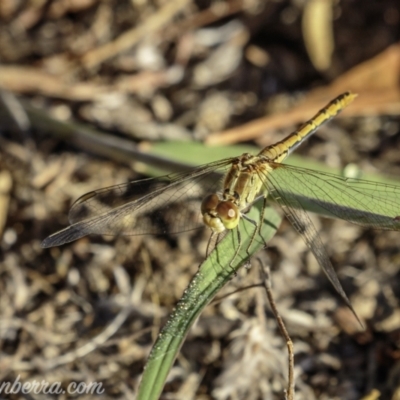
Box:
[201,193,240,233]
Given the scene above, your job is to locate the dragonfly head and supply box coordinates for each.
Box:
[201,194,240,233]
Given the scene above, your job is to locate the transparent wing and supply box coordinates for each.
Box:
[42,158,233,247]
[266,164,400,230]
[258,163,400,318]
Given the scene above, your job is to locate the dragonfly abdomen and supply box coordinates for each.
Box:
[259,92,357,163]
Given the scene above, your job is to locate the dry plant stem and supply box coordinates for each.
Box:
[211,283,264,304]
[206,43,400,146]
[205,95,355,146]
[258,260,294,400]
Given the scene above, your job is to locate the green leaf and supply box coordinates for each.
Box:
[149,141,400,186]
[136,203,281,400]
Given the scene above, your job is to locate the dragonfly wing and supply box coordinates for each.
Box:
[261,161,400,321]
[263,167,359,319]
[43,159,231,247]
[42,219,100,247]
[267,163,400,230]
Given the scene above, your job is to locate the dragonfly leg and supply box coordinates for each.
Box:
[205,232,217,258]
[206,231,241,275]
[226,228,242,272]
[242,213,258,259]
[257,196,269,248]
[242,195,269,258]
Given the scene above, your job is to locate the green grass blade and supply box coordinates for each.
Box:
[150,141,400,186]
[149,141,400,222]
[136,203,281,400]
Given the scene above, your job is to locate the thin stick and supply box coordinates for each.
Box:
[258,259,295,400]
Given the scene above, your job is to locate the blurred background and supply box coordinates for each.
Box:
[1,0,400,399]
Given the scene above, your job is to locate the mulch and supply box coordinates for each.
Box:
[1,1,400,399]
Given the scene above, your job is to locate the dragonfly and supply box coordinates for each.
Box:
[42,92,400,314]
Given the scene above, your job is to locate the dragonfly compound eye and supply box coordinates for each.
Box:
[216,201,240,230]
[201,194,226,233]
[201,194,220,215]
